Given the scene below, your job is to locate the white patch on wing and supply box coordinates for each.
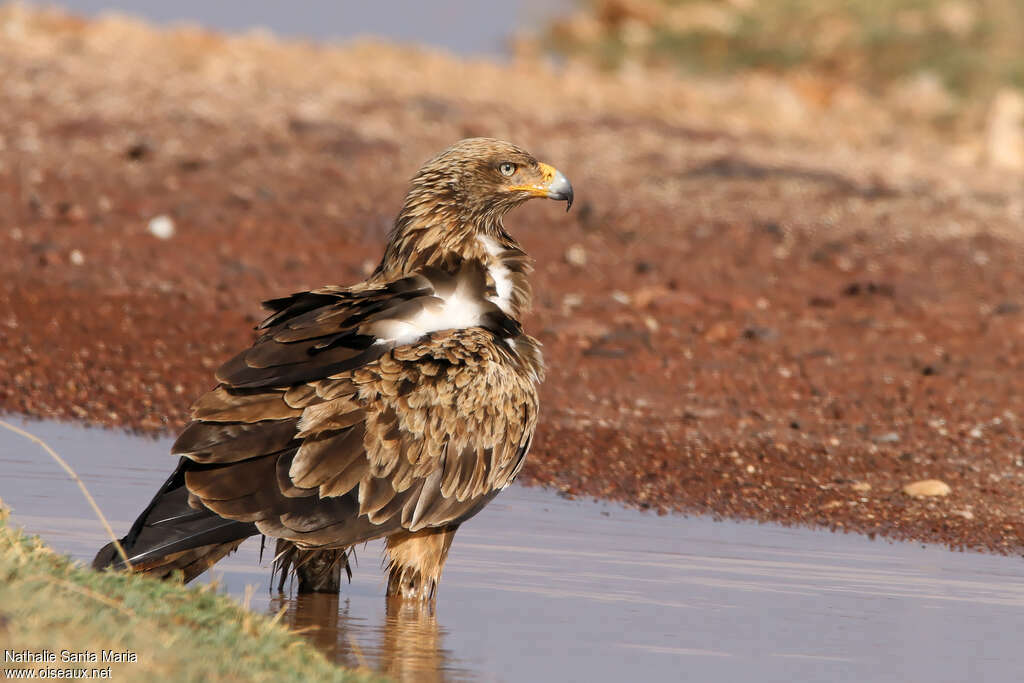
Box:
[374,279,488,345]
[478,235,514,315]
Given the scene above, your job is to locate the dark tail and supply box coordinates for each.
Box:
[92,459,257,582]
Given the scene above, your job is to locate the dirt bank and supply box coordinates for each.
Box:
[2,6,1024,554]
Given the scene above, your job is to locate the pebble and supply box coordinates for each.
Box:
[147,214,175,240]
[562,293,584,310]
[564,243,587,267]
[873,432,900,444]
[902,479,952,498]
[703,321,734,343]
[68,249,84,266]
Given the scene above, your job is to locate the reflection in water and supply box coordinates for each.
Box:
[269,593,470,682]
[9,420,1024,683]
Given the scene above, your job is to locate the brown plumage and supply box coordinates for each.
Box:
[93,138,573,600]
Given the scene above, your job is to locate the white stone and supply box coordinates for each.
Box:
[564,243,587,267]
[902,479,952,498]
[147,214,175,240]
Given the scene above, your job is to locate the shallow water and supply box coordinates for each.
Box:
[2,417,1024,682]
[25,1,571,56]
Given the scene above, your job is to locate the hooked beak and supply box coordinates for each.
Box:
[538,162,574,211]
[511,162,574,211]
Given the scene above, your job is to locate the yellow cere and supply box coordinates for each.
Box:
[510,162,559,196]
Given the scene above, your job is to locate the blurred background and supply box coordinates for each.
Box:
[2,0,1024,587]
[539,0,1024,164]
[4,1,1024,679]
[21,0,1024,164]
[36,0,573,55]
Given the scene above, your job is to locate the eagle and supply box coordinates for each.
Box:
[93,138,573,600]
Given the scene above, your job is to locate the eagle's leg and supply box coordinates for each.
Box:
[385,526,458,600]
[273,540,351,594]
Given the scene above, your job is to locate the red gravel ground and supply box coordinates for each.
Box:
[3,8,1024,554]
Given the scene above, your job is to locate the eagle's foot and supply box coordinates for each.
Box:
[384,526,458,601]
[272,540,351,594]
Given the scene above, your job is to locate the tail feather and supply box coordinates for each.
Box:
[93,459,257,582]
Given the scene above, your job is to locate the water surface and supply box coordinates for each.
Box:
[23,0,571,56]
[2,418,1023,682]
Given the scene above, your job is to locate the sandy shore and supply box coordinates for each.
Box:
[2,6,1024,554]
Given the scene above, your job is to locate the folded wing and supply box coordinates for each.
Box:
[173,264,539,551]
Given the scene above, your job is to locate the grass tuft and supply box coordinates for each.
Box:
[0,501,381,682]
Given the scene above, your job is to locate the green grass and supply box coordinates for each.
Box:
[0,503,380,682]
[545,0,1024,101]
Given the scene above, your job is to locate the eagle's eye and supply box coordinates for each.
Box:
[498,162,517,177]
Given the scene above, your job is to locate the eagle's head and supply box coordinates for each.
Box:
[380,138,572,280]
[403,138,573,224]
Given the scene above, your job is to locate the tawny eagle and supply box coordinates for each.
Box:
[93,138,572,600]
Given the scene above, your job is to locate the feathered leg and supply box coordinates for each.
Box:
[384,526,458,600]
[272,540,351,593]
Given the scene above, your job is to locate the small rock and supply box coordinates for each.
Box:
[68,249,84,266]
[562,293,584,310]
[902,479,952,498]
[852,482,872,493]
[147,214,175,240]
[125,140,151,161]
[994,302,1021,315]
[742,326,778,341]
[632,285,670,308]
[682,407,720,420]
[872,432,901,444]
[565,243,587,267]
[703,321,734,343]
